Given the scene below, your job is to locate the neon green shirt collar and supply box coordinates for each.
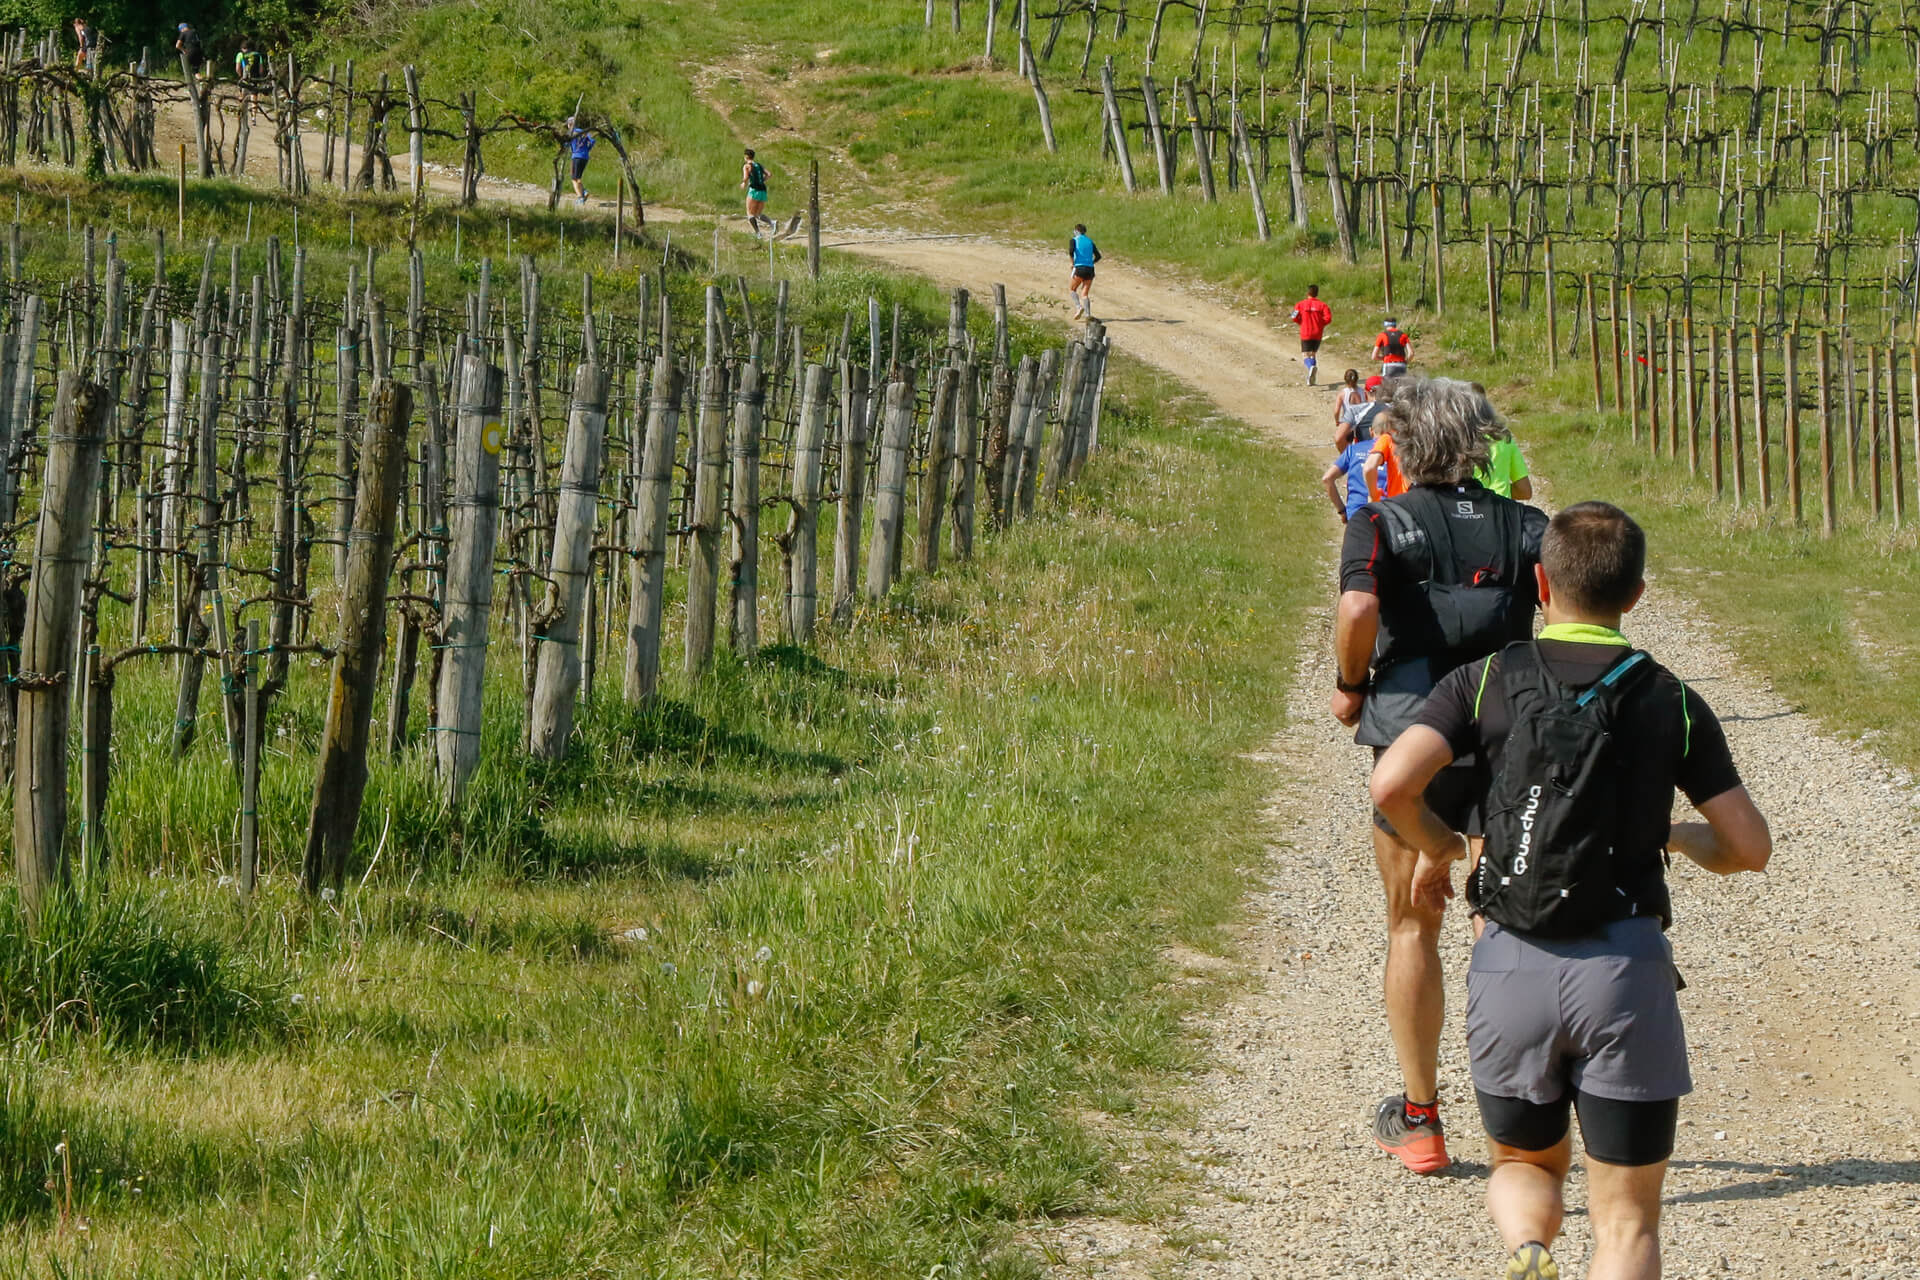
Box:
[1538,622,1629,646]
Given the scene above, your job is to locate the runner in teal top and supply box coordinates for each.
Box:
[1068,223,1101,319]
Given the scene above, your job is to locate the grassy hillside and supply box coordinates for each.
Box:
[0,169,1332,1273]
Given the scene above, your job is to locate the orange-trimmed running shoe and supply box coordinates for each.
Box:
[1371,1094,1451,1174]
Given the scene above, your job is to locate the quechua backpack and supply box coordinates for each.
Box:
[1472,643,1658,938]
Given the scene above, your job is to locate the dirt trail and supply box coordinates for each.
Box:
[168,124,1920,1273]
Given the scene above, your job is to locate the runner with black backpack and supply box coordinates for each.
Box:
[1328,377,1549,1177]
[742,148,771,236]
[1371,501,1771,1280]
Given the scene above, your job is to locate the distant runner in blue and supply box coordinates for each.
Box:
[1068,223,1102,320]
[565,117,595,206]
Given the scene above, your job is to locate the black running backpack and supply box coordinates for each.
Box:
[1370,488,1528,662]
[748,161,768,191]
[1381,329,1407,358]
[1471,643,1659,938]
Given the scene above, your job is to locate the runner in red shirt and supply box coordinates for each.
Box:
[1373,317,1412,377]
[1291,284,1333,385]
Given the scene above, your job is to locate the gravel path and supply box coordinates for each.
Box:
[1040,368,1920,1279]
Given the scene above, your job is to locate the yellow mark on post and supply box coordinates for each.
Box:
[482,419,504,455]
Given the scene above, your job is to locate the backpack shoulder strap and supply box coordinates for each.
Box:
[1495,640,1562,717]
[1572,648,1655,712]
[1365,498,1431,582]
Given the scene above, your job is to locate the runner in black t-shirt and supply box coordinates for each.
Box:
[1370,501,1771,1280]
[1329,377,1547,1175]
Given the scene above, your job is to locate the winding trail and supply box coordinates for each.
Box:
[175,110,1920,1272]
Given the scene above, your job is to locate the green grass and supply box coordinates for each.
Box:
[0,362,1328,1275]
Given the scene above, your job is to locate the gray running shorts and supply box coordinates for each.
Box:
[1466,917,1692,1105]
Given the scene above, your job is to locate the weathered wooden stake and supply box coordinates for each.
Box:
[832,362,871,624]
[729,362,765,655]
[786,364,831,643]
[435,357,506,803]
[302,379,412,894]
[684,363,729,676]
[867,373,916,600]
[528,363,609,760]
[13,375,109,917]
[624,358,685,702]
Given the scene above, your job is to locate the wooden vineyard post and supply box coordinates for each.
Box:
[1018,349,1061,517]
[1645,316,1661,460]
[1752,327,1770,510]
[1543,235,1557,371]
[950,362,980,557]
[1485,226,1501,360]
[1182,80,1216,203]
[729,361,765,656]
[685,363,729,677]
[1624,286,1640,442]
[13,375,109,917]
[1817,331,1835,537]
[1727,325,1745,509]
[1141,74,1174,194]
[1707,326,1723,499]
[1911,345,1920,531]
[1585,275,1603,411]
[1047,342,1088,501]
[1323,120,1356,263]
[1430,183,1445,316]
[1377,187,1393,313]
[1021,39,1056,154]
[1889,344,1906,529]
[1000,356,1038,524]
[832,362,871,624]
[808,159,821,282]
[1843,339,1860,497]
[1608,277,1624,413]
[302,379,413,894]
[1235,108,1269,242]
[239,620,261,897]
[1664,315,1679,457]
[1101,60,1138,194]
[867,373,915,600]
[1867,345,1884,520]
[786,363,831,643]
[624,358,684,702]
[435,356,506,803]
[528,363,609,761]
[1684,308,1700,473]
[1067,323,1106,484]
[917,366,958,574]
[1785,328,1803,528]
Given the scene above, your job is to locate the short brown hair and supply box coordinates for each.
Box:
[1543,502,1645,613]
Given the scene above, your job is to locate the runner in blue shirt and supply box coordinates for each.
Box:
[565,117,594,206]
[1068,223,1101,320]
[1321,407,1389,521]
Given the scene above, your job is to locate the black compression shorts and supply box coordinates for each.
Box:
[1300,337,1322,354]
[571,156,589,180]
[1072,266,1095,281]
[1476,1089,1679,1167]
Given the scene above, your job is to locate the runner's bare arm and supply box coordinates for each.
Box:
[1329,590,1378,725]
[1370,726,1467,909]
[1320,463,1347,517]
[1667,787,1771,874]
